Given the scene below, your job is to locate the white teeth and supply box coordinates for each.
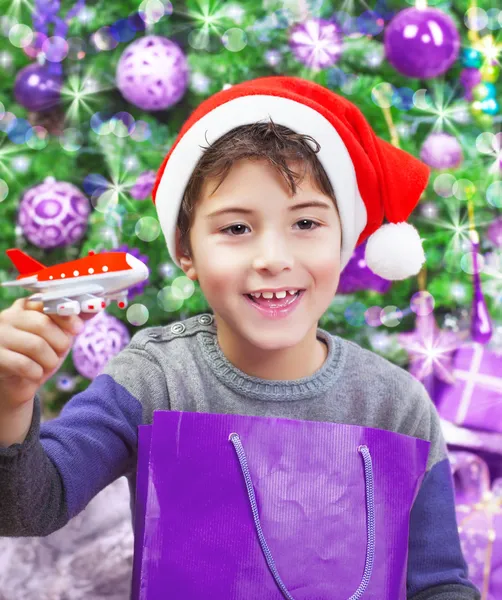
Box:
[249,290,299,299]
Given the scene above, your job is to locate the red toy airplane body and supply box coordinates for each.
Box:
[1,249,149,315]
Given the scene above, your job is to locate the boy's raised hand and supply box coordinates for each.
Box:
[0,297,95,410]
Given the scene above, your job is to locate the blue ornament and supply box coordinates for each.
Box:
[392,87,414,111]
[461,48,482,68]
[480,97,499,115]
[483,82,497,99]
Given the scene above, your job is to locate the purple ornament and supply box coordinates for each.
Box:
[337,241,392,294]
[384,7,460,79]
[420,132,463,170]
[460,68,482,101]
[470,238,493,345]
[487,217,502,248]
[116,35,189,111]
[17,177,90,249]
[289,18,343,70]
[130,170,156,200]
[72,311,130,380]
[14,63,62,112]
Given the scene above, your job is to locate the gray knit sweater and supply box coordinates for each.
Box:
[0,313,480,599]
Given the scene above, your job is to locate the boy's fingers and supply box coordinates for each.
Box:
[22,298,94,335]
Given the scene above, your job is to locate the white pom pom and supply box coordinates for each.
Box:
[365,222,425,281]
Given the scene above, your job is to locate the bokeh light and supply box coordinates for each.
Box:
[42,36,69,62]
[410,291,435,316]
[371,82,394,108]
[130,120,151,142]
[127,304,149,326]
[365,306,382,327]
[157,286,184,311]
[0,179,8,202]
[434,174,456,198]
[486,182,502,208]
[222,28,247,51]
[90,112,114,135]
[135,216,161,242]
[465,7,488,31]
[60,128,83,152]
[171,276,195,300]
[452,179,476,201]
[460,251,485,275]
[380,306,403,327]
[9,24,33,48]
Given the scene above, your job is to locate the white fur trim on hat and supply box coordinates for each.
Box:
[365,222,426,281]
[155,94,368,270]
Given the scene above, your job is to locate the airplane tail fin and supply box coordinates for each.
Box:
[6,249,46,275]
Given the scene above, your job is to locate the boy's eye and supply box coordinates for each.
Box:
[221,220,320,236]
[224,224,249,236]
[296,219,319,230]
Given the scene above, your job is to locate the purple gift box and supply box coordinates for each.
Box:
[435,343,502,434]
[449,451,502,599]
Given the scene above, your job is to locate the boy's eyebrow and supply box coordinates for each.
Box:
[206,200,333,219]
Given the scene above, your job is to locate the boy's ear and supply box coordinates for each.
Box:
[175,227,198,281]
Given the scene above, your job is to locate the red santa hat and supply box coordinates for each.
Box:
[152,76,430,281]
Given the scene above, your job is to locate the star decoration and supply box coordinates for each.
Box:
[398,312,467,384]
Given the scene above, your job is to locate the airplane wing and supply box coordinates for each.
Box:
[1,275,39,287]
[29,283,104,303]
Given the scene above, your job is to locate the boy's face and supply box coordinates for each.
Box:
[176,158,341,355]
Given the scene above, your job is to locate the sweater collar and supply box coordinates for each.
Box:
[197,324,345,401]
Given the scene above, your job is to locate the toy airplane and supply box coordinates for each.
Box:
[1,248,149,316]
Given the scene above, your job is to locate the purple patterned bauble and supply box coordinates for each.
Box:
[420,132,463,170]
[130,170,156,200]
[337,241,392,294]
[14,63,62,112]
[72,311,130,380]
[17,177,90,249]
[289,18,343,70]
[384,7,460,79]
[487,216,502,248]
[116,35,189,111]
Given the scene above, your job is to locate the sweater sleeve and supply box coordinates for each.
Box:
[406,384,481,600]
[0,342,166,537]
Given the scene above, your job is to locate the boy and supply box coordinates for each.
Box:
[0,76,480,599]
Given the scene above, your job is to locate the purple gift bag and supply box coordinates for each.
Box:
[131,425,152,600]
[133,411,430,599]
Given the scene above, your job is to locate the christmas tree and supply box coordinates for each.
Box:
[0,0,500,400]
[1,0,502,592]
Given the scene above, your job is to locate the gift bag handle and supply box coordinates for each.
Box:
[229,433,375,600]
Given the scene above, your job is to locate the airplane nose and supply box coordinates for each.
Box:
[126,254,149,281]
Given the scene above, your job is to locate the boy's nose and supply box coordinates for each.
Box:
[251,237,294,273]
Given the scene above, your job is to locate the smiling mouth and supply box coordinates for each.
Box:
[245,290,302,307]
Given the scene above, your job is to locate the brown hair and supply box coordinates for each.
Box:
[177,118,338,258]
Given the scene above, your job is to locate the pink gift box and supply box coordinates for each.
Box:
[436,343,502,434]
[450,451,502,599]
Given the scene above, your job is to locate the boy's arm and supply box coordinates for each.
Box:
[406,385,481,600]
[0,342,166,537]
